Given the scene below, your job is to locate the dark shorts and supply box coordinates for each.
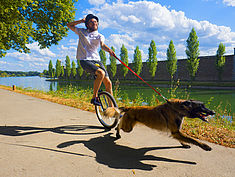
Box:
[80,60,109,78]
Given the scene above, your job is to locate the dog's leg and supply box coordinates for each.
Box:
[115,124,121,139]
[171,131,212,151]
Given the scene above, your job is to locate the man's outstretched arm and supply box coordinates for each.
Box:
[100,42,117,58]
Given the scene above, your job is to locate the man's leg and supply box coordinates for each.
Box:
[103,76,113,96]
[93,68,105,99]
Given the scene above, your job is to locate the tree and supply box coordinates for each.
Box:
[77,60,83,78]
[65,56,71,78]
[99,49,107,70]
[0,0,77,57]
[133,46,142,75]
[55,59,61,78]
[147,40,158,78]
[120,44,129,78]
[166,40,177,87]
[71,60,77,78]
[109,46,117,78]
[48,60,53,78]
[61,65,64,78]
[52,68,55,78]
[43,70,48,76]
[216,42,226,81]
[185,28,200,83]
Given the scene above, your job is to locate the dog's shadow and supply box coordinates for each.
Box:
[57,133,196,171]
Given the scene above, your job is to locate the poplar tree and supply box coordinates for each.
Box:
[216,42,226,81]
[71,60,77,78]
[77,60,84,78]
[147,40,158,78]
[120,44,129,78]
[185,28,200,83]
[61,65,64,78]
[48,60,53,78]
[133,46,142,75]
[109,46,117,78]
[99,49,107,69]
[166,40,177,87]
[65,55,71,78]
[55,59,61,78]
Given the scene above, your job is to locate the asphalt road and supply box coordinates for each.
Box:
[0,88,234,177]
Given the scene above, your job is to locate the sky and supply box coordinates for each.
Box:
[1,0,235,72]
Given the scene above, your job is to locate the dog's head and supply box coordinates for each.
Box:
[167,99,215,122]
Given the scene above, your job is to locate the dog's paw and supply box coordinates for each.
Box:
[115,133,121,140]
[201,144,212,151]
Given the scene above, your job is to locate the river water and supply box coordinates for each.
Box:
[0,76,234,116]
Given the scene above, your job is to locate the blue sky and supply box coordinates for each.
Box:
[1,0,235,72]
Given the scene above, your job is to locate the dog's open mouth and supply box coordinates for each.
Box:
[195,111,215,122]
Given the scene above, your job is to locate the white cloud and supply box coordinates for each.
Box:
[223,0,235,6]
[91,1,235,60]
[0,61,7,64]
[26,42,56,57]
[88,0,105,6]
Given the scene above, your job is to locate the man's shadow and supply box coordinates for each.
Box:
[0,125,109,136]
[57,133,196,171]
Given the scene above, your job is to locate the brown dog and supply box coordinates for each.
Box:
[104,99,215,151]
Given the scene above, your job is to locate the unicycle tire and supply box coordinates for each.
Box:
[95,91,118,129]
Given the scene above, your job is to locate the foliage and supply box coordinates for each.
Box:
[99,49,107,70]
[147,40,158,78]
[120,44,129,78]
[0,0,77,57]
[185,28,200,82]
[55,59,61,78]
[65,56,71,78]
[77,60,83,78]
[71,60,77,78]
[216,43,226,81]
[48,60,53,78]
[61,65,64,77]
[0,70,40,77]
[133,46,142,75]
[166,40,177,87]
[109,46,117,78]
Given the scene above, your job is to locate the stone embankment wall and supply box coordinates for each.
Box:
[106,54,235,82]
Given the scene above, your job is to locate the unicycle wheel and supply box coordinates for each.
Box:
[95,91,118,129]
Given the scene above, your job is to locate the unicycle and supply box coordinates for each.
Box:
[95,91,118,129]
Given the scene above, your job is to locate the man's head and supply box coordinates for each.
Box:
[85,14,99,32]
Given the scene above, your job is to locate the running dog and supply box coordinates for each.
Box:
[104,99,215,151]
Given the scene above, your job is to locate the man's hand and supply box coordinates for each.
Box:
[108,49,117,58]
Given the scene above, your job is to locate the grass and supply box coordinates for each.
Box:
[0,84,234,148]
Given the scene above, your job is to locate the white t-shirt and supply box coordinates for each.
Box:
[75,27,105,61]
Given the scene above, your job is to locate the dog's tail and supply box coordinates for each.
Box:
[103,107,129,118]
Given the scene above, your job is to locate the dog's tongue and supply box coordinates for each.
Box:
[200,113,209,122]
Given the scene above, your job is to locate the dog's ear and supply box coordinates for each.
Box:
[181,100,192,107]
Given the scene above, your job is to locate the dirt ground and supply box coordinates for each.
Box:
[0,88,234,177]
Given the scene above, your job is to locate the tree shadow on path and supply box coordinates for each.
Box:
[57,133,196,171]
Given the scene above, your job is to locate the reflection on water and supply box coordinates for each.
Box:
[0,76,57,91]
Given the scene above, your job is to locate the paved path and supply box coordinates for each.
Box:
[0,88,234,177]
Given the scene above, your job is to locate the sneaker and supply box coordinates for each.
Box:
[90,97,101,106]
